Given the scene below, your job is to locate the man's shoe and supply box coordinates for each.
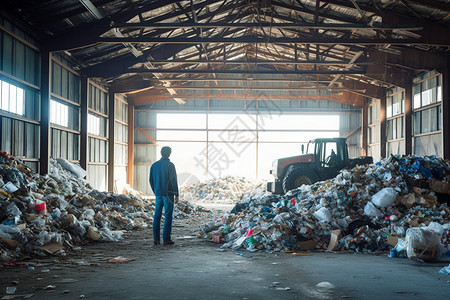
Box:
[163,240,174,245]
[154,240,160,245]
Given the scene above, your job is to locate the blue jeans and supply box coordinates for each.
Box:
[153,196,174,242]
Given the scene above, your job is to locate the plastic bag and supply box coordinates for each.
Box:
[426,222,444,235]
[405,227,441,261]
[56,158,87,179]
[34,200,47,215]
[364,201,382,217]
[6,202,21,217]
[371,187,397,208]
[0,224,28,244]
[313,207,332,223]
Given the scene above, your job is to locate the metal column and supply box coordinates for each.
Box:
[127,105,134,187]
[80,76,89,171]
[361,99,368,156]
[404,83,413,156]
[108,91,115,192]
[40,50,51,175]
[380,96,387,159]
[443,60,450,160]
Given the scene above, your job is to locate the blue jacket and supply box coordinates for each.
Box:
[149,157,179,196]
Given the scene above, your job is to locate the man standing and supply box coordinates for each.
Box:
[149,146,179,245]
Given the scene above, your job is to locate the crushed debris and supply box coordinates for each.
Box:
[0,152,205,262]
[180,176,263,204]
[200,155,450,261]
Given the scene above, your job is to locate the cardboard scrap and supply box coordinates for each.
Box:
[0,237,20,248]
[40,242,64,254]
[86,226,101,241]
[327,230,342,252]
[108,256,135,263]
[298,240,317,251]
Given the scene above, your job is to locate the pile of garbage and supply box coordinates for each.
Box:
[201,155,450,261]
[180,176,263,204]
[0,152,155,262]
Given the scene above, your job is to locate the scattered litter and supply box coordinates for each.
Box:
[316,282,335,289]
[292,253,311,256]
[234,252,250,258]
[42,285,56,290]
[5,287,16,295]
[275,287,291,291]
[439,264,450,274]
[108,256,135,263]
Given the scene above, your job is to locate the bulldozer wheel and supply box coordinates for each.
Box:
[282,166,318,194]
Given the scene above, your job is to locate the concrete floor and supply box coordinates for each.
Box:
[1,210,450,300]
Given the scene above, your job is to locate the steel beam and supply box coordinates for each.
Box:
[148,85,364,92]
[144,59,372,65]
[98,36,436,46]
[113,22,422,31]
[128,92,363,107]
[127,68,365,75]
[342,80,386,99]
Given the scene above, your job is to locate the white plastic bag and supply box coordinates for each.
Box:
[313,207,332,223]
[56,158,87,179]
[364,201,382,217]
[371,187,397,208]
[405,227,441,261]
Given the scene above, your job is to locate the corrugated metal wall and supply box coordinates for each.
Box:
[134,110,157,195]
[0,16,40,171]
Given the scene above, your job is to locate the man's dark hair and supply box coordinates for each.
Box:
[161,146,172,158]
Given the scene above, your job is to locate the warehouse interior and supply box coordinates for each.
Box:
[1,0,450,299]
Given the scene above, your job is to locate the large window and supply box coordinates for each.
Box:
[414,75,441,109]
[414,106,441,135]
[88,113,101,136]
[156,112,340,180]
[50,100,69,127]
[387,88,404,141]
[413,74,442,135]
[387,90,404,118]
[0,80,24,115]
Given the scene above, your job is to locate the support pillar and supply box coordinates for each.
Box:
[443,60,450,160]
[127,105,134,187]
[108,91,115,192]
[80,76,88,171]
[40,50,51,175]
[404,83,413,156]
[361,99,368,156]
[380,95,387,159]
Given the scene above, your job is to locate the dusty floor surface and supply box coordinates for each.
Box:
[1,204,450,300]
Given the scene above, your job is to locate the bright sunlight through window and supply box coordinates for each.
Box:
[0,80,25,116]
